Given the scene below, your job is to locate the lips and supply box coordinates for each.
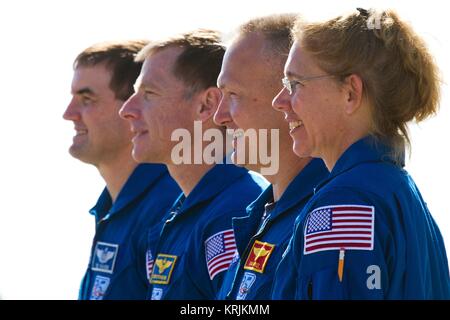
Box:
[231,128,244,150]
[73,126,88,137]
[130,126,149,143]
[289,120,303,130]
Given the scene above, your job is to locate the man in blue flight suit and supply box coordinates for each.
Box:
[119,29,269,300]
[63,41,180,300]
[213,14,329,300]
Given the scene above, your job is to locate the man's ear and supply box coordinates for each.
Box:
[342,74,364,115]
[195,87,222,122]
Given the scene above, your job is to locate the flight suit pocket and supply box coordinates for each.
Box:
[298,267,346,299]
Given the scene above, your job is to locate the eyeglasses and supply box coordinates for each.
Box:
[282,75,336,95]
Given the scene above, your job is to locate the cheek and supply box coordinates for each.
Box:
[230,99,261,129]
[229,103,246,126]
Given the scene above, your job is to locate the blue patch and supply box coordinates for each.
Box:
[91,242,119,274]
[236,272,256,300]
[90,275,110,300]
[151,287,163,300]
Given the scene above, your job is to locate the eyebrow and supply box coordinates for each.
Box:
[74,87,95,96]
[217,75,242,92]
[136,79,163,92]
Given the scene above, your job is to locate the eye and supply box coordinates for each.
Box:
[81,96,94,106]
[291,80,303,89]
[144,90,156,100]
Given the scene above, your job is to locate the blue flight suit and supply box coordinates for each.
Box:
[79,163,181,300]
[217,159,328,300]
[272,136,450,299]
[146,163,269,300]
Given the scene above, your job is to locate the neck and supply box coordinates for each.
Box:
[167,163,215,197]
[323,130,369,172]
[167,126,229,196]
[97,153,137,203]
[264,150,311,202]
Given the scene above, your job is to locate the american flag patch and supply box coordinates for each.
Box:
[146,249,154,282]
[303,205,375,254]
[205,229,237,280]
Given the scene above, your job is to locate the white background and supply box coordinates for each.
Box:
[0,0,448,299]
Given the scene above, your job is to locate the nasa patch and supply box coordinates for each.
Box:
[90,275,110,300]
[236,272,256,300]
[151,287,163,300]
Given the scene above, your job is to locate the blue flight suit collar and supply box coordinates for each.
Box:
[315,135,405,192]
[170,163,251,216]
[89,164,169,223]
[232,188,271,257]
[233,158,328,257]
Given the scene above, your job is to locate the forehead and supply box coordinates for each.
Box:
[140,46,184,87]
[219,33,270,84]
[285,42,321,77]
[72,64,112,91]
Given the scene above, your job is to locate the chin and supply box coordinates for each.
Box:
[69,145,89,162]
[131,149,147,164]
[231,151,246,167]
[293,143,312,159]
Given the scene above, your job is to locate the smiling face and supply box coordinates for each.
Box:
[273,41,348,162]
[214,32,290,171]
[63,64,132,167]
[119,46,197,164]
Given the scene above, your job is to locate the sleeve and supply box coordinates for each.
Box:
[185,210,242,299]
[291,188,395,299]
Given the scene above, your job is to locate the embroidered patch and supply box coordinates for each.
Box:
[244,240,275,273]
[151,287,163,300]
[150,254,177,284]
[146,249,154,283]
[303,204,375,254]
[236,272,256,300]
[205,229,237,280]
[90,275,110,300]
[91,242,119,274]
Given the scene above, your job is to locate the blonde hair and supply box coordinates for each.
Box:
[293,9,440,159]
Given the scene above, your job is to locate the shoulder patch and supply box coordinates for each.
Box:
[244,240,275,273]
[150,254,177,284]
[91,242,119,274]
[205,229,237,280]
[303,205,374,254]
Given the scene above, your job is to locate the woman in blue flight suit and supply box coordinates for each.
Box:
[271,8,450,299]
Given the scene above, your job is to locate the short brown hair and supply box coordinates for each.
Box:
[74,40,149,101]
[136,29,225,95]
[237,13,298,58]
[293,9,440,158]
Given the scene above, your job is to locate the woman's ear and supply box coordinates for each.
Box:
[196,87,222,122]
[343,74,364,115]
